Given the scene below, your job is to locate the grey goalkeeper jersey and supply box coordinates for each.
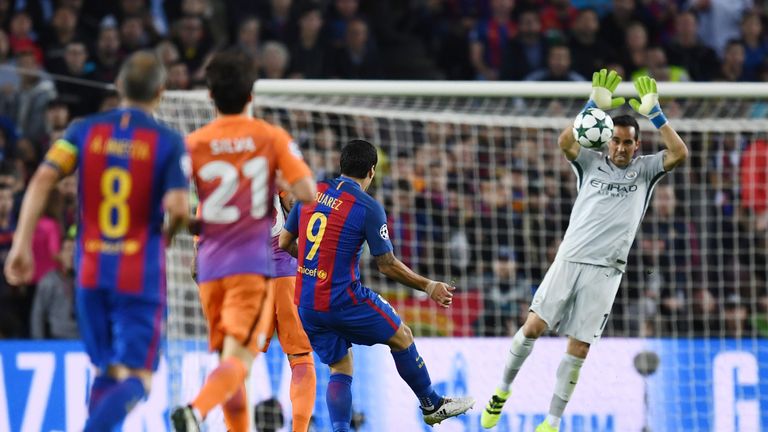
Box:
[555,148,667,272]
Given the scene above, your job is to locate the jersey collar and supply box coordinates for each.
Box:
[337,175,362,189]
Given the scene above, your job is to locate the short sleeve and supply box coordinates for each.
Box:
[284,202,301,235]
[273,126,312,185]
[43,121,82,175]
[364,201,394,257]
[641,151,667,183]
[570,148,601,186]
[162,132,190,193]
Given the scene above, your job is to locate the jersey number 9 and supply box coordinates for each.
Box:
[99,167,132,238]
[305,212,327,260]
[199,157,269,223]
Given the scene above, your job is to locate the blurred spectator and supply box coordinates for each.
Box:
[327,0,363,49]
[166,61,190,89]
[642,185,700,334]
[0,50,56,141]
[665,11,720,81]
[32,98,69,154]
[738,11,768,81]
[235,16,261,59]
[117,0,163,42]
[288,5,326,78]
[631,46,690,81]
[691,288,720,336]
[600,0,656,48]
[525,44,585,81]
[689,0,752,57]
[723,294,753,337]
[469,0,516,80]
[0,183,18,338]
[259,41,290,79]
[389,178,419,269]
[173,14,215,80]
[8,10,40,58]
[155,38,180,66]
[474,246,529,336]
[41,6,83,69]
[716,39,746,81]
[621,21,649,77]
[99,90,120,112]
[120,15,152,53]
[539,0,578,38]
[31,188,62,286]
[740,138,768,231]
[0,29,20,94]
[93,24,123,83]
[57,174,77,229]
[500,9,546,81]
[179,0,226,46]
[327,18,381,79]
[262,0,293,43]
[569,8,616,80]
[50,40,102,117]
[30,235,78,339]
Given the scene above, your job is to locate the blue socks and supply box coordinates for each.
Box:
[84,376,146,432]
[88,375,118,414]
[327,373,353,432]
[391,343,442,411]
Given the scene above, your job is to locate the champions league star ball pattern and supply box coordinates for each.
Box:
[572,108,614,149]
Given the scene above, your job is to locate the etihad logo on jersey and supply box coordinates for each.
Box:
[298,265,328,280]
[84,239,140,255]
[210,137,256,155]
[316,192,343,210]
[589,179,637,197]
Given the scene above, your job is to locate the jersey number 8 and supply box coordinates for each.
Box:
[199,157,269,223]
[99,167,132,238]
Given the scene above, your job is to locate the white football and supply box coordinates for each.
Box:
[572,108,614,149]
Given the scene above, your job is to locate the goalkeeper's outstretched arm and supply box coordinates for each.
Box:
[658,123,688,171]
[558,124,580,161]
[628,76,688,171]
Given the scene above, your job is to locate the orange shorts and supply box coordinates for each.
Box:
[198,274,273,354]
[261,276,313,355]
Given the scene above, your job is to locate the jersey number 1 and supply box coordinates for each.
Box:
[199,158,268,223]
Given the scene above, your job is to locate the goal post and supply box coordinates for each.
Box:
[158,80,768,431]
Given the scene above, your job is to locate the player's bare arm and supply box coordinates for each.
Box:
[289,176,316,205]
[163,189,190,242]
[373,251,455,308]
[279,229,300,258]
[4,164,60,285]
[629,76,689,171]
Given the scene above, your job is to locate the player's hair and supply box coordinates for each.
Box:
[613,115,640,140]
[205,49,257,114]
[340,139,378,179]
[117,50,166,103]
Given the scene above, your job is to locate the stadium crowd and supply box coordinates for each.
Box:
[0,0,766,340]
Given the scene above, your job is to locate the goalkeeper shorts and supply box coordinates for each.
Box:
[530,259,622,344]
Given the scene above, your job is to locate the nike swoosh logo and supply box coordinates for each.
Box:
[569,381,577,385]
[598,167,609,174]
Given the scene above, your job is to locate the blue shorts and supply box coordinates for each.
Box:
[76,288,165,372]
[298,288,402,365]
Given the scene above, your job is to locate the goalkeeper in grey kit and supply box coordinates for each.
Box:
[481,70,689,431]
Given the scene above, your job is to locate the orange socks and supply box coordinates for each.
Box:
[192,357,247,419]
[222,383,249,432]
[289,355,317,432]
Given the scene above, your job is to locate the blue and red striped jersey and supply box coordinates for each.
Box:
[43,107,189,299]
[285,176,393,311]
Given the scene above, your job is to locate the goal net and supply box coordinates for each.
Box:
[158,81,768,432]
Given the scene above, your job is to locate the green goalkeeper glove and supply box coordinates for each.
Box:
[629,76,668,129]
[583,68,625,112]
